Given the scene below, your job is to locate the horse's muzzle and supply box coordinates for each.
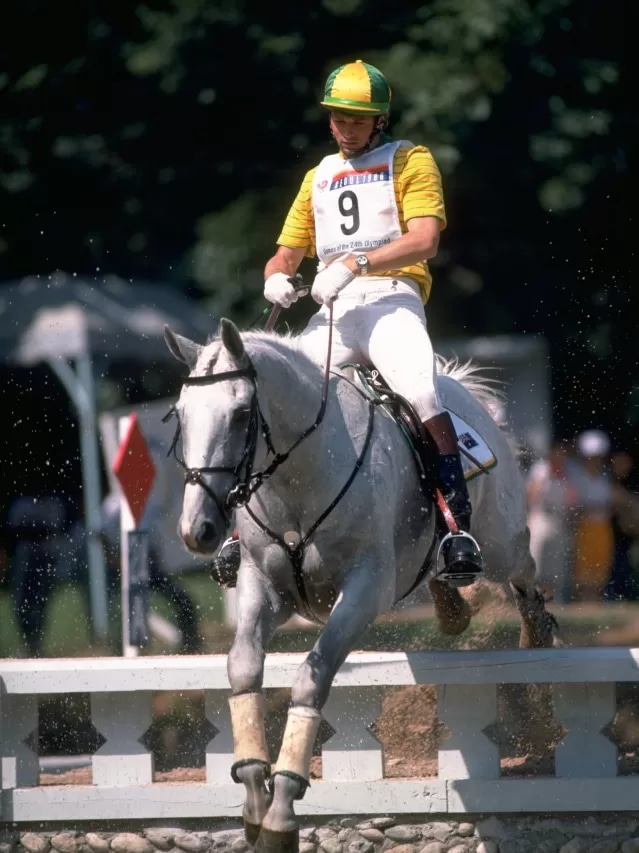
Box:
[179,515,223,555]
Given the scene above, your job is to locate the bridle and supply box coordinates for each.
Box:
[165,307,440,622]
[165,308,336,528]
[164,362,271,524]
[165,308,379,623]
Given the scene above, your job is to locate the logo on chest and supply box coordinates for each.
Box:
[330,165,390,191]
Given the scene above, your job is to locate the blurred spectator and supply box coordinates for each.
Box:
[605,450,639,601]
[570,430,615,602]
[526,440,577,603]
[5,493,68,656]
[101,493,202,654]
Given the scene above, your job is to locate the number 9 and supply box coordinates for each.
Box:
[338,190,360,236]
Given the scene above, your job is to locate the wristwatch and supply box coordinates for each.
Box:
[355,254,370,276]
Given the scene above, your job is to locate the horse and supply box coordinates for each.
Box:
[164,318,559,853]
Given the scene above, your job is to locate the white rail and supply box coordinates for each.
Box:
[2,647,639,823]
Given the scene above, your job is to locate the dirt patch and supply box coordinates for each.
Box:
[372,686,441,778]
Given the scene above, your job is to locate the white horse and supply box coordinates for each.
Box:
[164,318,558,853]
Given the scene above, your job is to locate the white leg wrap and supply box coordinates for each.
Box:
[273,706,322,781]
[228,692,269,764]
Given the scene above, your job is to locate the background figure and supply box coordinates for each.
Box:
[101,492,202,653]
[5,494,68,656]
[570,430,615,603]
[526,440,577,603]
[605,450,639,601]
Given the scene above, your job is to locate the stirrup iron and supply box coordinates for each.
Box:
[209,535,241,588]
[436,529,483,589]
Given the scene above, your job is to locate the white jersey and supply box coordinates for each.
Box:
[312,140,412,263]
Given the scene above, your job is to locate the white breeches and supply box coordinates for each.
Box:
[297,276,442,421]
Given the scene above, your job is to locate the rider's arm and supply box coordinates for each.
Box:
[264,245,308,279]
[341,146,446,275]
[264,167,317,279]
[341,216,441,275]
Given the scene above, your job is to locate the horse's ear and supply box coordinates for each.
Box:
[219,318,246,363]
[164,325,202,370]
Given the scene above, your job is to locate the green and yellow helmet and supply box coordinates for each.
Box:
[320,59,391,115]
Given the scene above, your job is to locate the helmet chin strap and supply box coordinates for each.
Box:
[332,114,388,158]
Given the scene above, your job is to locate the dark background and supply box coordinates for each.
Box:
[0,0,634,507]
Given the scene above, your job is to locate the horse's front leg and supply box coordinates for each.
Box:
[227,568,293,848]
[257,559,387,853]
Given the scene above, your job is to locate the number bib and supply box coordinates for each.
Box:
[312,140,410,263]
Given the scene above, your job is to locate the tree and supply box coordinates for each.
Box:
[0,0,632,439]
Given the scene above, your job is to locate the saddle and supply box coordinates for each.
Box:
[344,364,497,489]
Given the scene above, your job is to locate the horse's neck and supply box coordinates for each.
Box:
[249,336,335,487]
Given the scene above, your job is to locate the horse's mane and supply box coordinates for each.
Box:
[201,329,313,372]
[436,354,506,426]
[203,328,507,427]
[241,330,317,370]
[201,327,343,397]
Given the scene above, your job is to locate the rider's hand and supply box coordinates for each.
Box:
[311,261,355,305]
[264,273,300,308]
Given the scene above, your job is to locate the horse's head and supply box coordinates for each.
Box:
[164,318,256,555]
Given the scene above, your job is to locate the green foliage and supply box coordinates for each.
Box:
[0,0,632,440]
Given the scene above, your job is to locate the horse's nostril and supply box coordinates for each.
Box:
[200,520,217,545]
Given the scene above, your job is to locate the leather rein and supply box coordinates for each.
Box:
[167,306,376,622]
[166,304,437,622]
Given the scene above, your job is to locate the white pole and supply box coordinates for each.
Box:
[118,415,138,658]
[47,354,109,640]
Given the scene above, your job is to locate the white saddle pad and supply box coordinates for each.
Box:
[448,410,497,481]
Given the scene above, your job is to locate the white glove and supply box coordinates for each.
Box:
[311,261,355,305]
[264,273,300,308]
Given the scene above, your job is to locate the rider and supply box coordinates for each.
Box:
[211,58,482,583]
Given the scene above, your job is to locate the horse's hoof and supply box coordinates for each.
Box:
[243,821,262,849]
[255,827,299,853]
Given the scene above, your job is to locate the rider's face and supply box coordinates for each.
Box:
[329,112,377,157]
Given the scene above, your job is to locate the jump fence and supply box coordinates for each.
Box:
[2,647,639,826]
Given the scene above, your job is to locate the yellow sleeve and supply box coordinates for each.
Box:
[276,167,317,257]
[396,145,447,230]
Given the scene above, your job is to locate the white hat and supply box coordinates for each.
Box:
[576,429,610,457]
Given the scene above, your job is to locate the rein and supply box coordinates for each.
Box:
[245,391,377,623]
[167,300,440,622]
[167,309,334,509]
[168,303,372,621]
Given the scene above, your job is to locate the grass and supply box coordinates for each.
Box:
[3,570,639,659]
[0,571,226,658]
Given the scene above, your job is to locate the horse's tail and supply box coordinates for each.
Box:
[435,354,507,428]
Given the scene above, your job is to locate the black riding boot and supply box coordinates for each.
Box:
[422,412,483,585]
